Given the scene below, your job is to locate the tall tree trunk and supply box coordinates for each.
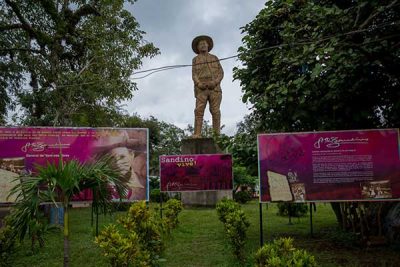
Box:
[63,204,69,267]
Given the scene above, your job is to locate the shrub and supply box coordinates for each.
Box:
[225,210,250,262]
[96,201,164,266]
[277,203,308,217]
[118,201,164,264]
[0,225,16,267]
[150,189,169,203]
[234,190,252,204]
[216,198,240,224]
[95,224,150,267]
[216,198,250,263]
[111,202,132,212]
[255,237,316,267]
[163,199,183,230]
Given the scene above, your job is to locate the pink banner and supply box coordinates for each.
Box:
[0,127,148,202]
[160,154,233,192]
[258,129,400,202]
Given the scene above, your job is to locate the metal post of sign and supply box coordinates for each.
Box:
[91,202,94,227]
[310,203,314,237]
[95,203,99,237]
[288,203,293,225]
[259,202,264,247]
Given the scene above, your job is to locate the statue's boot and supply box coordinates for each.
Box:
[192,116,203,138]
[212,112,221,135]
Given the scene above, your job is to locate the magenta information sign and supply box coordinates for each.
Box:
[258,129,400,202]
[160,154,233,192]
[0,127,149,202]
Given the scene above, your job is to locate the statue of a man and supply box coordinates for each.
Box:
[191,35,224,138]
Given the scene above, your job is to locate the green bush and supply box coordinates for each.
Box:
[225,210,250,262]
[119,201,164,264]
[150,189,169,203]
[216,198,240,224]
[96,201,164,266]
[234,190,253,204]
[216,198,250,263]
[277,203,308,217]
[95,224,150,267]
[163,199,183,230]
[255,237,316,267]
[0,225,16,267]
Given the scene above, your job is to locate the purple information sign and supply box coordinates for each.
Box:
[160,154,233,192]
[258,129,400,202]
[0,127,149,202]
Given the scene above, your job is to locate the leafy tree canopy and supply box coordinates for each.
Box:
[0,0,159,126]
[234,0,400,132]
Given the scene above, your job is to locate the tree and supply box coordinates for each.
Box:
[121,114,187,175]
[234,0,400,132]
[9,155,128,267]
[0,0,159,126]
[234,0,400,239]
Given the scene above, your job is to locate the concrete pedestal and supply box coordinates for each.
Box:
[180,137,232,207]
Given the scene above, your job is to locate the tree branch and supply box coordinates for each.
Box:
[5,0,37,39]
[70,4,101,26]
[0,48,41,53]
[0,23,24,31]
[38,0,60,23]
[359,0,398,29]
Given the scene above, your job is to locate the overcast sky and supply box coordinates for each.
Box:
[124,0,266,135]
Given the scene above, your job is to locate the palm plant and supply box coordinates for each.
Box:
[9,155,128,267]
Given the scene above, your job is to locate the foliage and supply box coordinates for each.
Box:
[150,189,169,203]
[216,198,250,263]
[234,0,400,132]
[216,198,240,224]
[277,203,308,217]
[95,224,150,267]
[117,201,164,265]
[163,199,183,230]
[225,209,250,263]
[233,165,257,192]
[121,114,186,175]
[255,237,316,267]
[215,115,259,177]
[0,224,16,267]
[149,176,160,191]
[0,0,159,126]
[234,190,253,204]
[8,155,128,266]
[7,180,55,250]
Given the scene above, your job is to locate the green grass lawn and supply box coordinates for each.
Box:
[10,201,400,267]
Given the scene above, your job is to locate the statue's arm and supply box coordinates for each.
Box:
[214,56,224,84]
[192,57,201,86]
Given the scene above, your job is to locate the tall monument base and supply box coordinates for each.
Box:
[180,137,232,207]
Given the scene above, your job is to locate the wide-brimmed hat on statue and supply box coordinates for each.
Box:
[192,35,214,54]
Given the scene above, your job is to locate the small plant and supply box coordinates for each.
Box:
[216,198,250,263]
[95,224,150,267]
[216,198,240,224]
[225,210,250,262]
[96,201,164,266]
[277,203,308,217]
[150,189,169,203]
[255,237,316,267]
[163,199,183,230]
[0,224,16,267]
[234,190,252,204]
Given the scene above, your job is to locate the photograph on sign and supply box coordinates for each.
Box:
[0,127,149,202]
[258,129,400,202]
[160,154,233,192]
